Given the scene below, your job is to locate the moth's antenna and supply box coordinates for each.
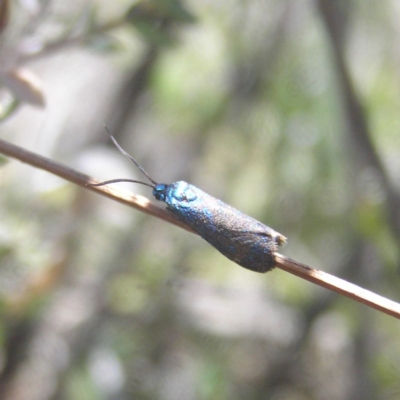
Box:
[104,125,158,185]
[90,179,155,189]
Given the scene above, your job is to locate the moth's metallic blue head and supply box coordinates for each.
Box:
[153,184,168,201]
[153,181,197,207]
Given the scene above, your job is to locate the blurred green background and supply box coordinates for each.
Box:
[1,0,400,399]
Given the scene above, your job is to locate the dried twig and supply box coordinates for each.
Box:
[0,138,399,319]
[0,138,190,231]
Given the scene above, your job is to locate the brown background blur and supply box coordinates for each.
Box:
[0,1,400,399]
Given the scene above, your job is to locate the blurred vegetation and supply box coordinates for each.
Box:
[0,0,400,399]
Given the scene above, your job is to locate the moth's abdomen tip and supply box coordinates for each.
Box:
[275,233,287,247]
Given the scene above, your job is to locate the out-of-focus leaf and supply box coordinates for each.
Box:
[125,0,196,45]
[126,1,171,46]
[0,0,10,34]
[85,33,121,53]
[88,3,98,28]
[153,0,196,24]
[0,154,9,166]
[127,0,195,24]
[0,98,20,121]
[126,2,167,26]
[0,244,12,258]
[1,68,45,107]
[131,20,174,46]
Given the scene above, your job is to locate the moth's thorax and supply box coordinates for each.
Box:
[163,181,198,208]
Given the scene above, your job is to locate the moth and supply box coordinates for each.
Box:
[91,133,286,273]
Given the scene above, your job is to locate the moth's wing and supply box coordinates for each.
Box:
[217,226,285,246]
[201,227,278,273]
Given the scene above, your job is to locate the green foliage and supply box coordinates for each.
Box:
[0,0,400,399]
[126,0,196,45]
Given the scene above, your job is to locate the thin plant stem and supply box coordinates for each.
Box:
[0,138,399,319]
